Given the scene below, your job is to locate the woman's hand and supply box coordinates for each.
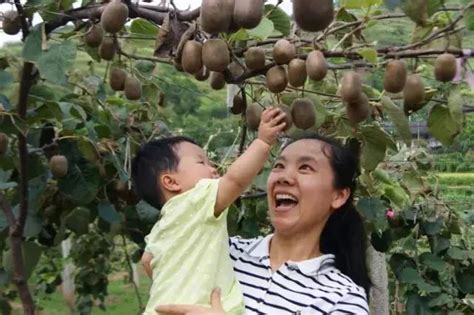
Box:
[155,288,226,315]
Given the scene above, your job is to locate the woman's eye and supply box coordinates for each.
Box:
[273,163,284,169]
[300,164,313,171]
[198,161,205,164]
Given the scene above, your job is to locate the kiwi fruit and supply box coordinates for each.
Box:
[181,40,203,74]
[233,0,263,29]
[194,67,210,81]
[403,74,425,113]
[276,104,293,131]
[173,60,184,72]
[340,71,362,103]
[291,98,316,130]
[246,103,263,131]
[200,0,235,34]
[266,66,288,93]
[124,76,142,100]
[84,24,103,48]
[49,155,68,178]
[273,39,296,65]
[109,67,127,91]
[2,10,21,35]
[293,0,334,32]
[99,37,115,61]
[209,72,226,90]
[101,0,129,34]
[227,61,245,81]
[202,39,230,72]
[245,47,266,71]
[306,50,328,81]
[346,93,371,125]
[0,133,8,155]
[434,53,457,82]
[288,59,307,87]
[383,60,407,93]
[231,94,245,114]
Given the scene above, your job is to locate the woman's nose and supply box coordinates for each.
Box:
[276,170,295,185]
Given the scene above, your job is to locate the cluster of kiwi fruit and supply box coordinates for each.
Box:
[340,71,371,125]
[109,67,142,100]
[2,10,21,35]
[49,155,68,178]
[200,0,264,34]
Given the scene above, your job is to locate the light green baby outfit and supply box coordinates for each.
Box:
[143,178,245,315]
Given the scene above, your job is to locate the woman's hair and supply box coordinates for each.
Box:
[286,134,371,296]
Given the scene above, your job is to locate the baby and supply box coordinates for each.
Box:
[131,107,286,315]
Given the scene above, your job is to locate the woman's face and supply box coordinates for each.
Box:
[267,139,348,237]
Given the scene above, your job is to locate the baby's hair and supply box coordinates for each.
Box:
[131,136,197,209]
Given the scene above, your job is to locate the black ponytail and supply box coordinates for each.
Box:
[287,134,371,296]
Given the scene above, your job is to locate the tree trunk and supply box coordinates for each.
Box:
[61,239,75,312]
[368,245,390,315]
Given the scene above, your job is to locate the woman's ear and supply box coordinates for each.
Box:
[331,187,350,210]
[160,173,181,193]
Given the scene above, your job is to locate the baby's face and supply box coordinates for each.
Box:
[173,142,219,192]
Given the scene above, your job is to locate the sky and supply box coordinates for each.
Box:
[0,0,292,47]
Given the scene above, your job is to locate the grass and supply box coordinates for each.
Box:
[12,271,151,315]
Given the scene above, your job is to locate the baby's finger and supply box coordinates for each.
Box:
[270,111,288,125]
[260,107,276,122]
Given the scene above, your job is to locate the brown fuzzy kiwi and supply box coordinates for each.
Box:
[0,133,8,155]
[101,0,129,34]
[173,60,184,72]
[226,62,245,82]
[276,104,293,131]
[2,10,21,35]
[194,67,210,81]
[231,94,245,114]
[383,60,407,93]
[291,98,316,130]
[306,50,328,81]
[49,155,68,178]
[246,103,263,131]
[202,39,230,72]
[340,71,362,103]
[434,53,457,82]
[288,58,307,87]
[346,93,371,125]
[99,37,115,61]
[84,24,103,48]
[124,76,142,100]
[293,0,334,32]
[245,47,266,71]
[209,72,226,90]
[181,40,203,74]
[233,0,263,29]
[109,67,127,91]
[200,0,235,34]
[266,66,288,93]
[273,39,296,65]
[403,74,425,114]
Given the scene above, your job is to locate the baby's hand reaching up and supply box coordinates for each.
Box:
[258,107,287,146]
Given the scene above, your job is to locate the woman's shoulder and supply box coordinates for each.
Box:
[228,235,266,258]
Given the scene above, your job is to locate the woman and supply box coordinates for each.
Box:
[157,134,371,314]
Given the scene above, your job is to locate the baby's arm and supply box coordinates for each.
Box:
[214,107,286,216]
[141,252,153,278]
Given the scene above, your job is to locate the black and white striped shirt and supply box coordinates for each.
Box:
[229,235,369,315]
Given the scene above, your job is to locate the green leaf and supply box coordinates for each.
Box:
[65,207,90,235]
[399,267,422,284]
[419,253,446,272]
[22,26,43,62]
[360,125,395,171]
[389,253,417,278]
[456,266,474,294]
[406,293,432,315]
[342,0,382,9]
[357,197,387,231]
[447,247,469,260]
[0,169,16,190]
[448,89,464,126]
[0,71,13,89]
[37,40,77,85]
[421,217,444,236]
[427,104,461,146]
[2,241,42,280]
[384,184,409,209]
[265,4,291,36]
[98,201,121,224]
[136,200,159,224]
[246,17,274,40]
[357,48,378,64]
[428,293,452,308]
[130,18,159,36]
[402,170,425,196]
[417,279,441,293]
[465,9,474,31]
[381,96,412,145]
